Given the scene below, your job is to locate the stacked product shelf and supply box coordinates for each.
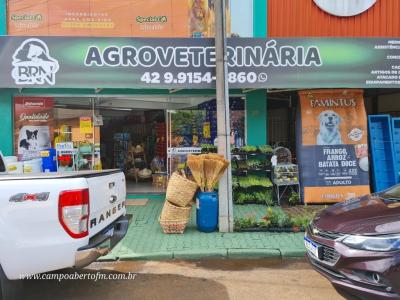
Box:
[231,147,274,205]
[113,133,130,170]
[155,122,166,160]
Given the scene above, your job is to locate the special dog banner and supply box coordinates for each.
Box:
[297,89,370,203]
[0,37,399,88]
[14,97,54,161]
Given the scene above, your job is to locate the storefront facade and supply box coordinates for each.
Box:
[264,0,400,203]
[0,0,268,158]
[1,0,400,233]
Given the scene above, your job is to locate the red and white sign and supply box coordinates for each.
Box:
[14,97,54,160]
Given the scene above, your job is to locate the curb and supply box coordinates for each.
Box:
[279,248,306,258]
[173,249,227,260]
[227,248,281,259]
[109,247,305,261]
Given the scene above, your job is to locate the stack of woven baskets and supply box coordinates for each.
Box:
[159,171,198,234]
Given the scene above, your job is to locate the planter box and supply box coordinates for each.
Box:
[235,227,306,233]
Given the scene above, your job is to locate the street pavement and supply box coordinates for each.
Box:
[23,259,347,300]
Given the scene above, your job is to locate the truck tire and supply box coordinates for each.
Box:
[0,266,23,300]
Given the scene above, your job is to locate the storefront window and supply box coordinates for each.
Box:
[167,97,245,174]
[13,96,98,172]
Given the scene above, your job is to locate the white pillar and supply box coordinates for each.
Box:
[215,0,234,232]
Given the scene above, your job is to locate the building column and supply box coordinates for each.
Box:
[246,1,268,146]
[253,0,267,38]
[0,0,6,35]
[246,90,267,145]
[0,90,14,156]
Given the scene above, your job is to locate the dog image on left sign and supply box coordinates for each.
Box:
[316,110,343,145]
[18,125,51,156]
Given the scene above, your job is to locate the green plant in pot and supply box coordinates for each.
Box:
[234,214,258,229]
[288,192,300,206]
[291,216,304,232]
[240,145,258,153]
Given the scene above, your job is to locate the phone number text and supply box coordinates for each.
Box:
[140,72,268,85]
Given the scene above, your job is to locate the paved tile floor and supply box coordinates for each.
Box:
[100,199,305,261]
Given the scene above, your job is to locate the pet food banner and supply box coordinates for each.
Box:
[14,97,54,161]
[297,89,370,203]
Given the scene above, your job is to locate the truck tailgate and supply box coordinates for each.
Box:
[86,171,126,236]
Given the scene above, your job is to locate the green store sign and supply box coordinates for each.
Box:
[0,37,399,89]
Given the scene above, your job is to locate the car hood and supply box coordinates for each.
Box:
[313,194,400,235]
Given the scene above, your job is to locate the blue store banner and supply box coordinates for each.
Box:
[297,89,370,203]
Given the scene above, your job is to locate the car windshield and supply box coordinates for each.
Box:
[379,185,400,201]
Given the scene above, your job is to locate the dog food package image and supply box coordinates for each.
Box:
[14,97,54,161]
[296,89,370,203]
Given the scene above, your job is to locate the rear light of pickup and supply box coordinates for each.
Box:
[58,189,90,239]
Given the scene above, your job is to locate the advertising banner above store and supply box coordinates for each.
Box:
[7,0,230,38]
[1,37,400,89]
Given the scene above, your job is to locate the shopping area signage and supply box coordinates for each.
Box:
[1,36,400,89]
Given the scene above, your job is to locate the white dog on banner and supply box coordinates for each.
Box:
[316,110,343,145]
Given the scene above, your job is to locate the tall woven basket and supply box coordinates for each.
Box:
[159,201,192,234]
[166,172,198,207]
[160,200,192,221]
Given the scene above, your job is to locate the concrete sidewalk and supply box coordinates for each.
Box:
[100,198,306,261]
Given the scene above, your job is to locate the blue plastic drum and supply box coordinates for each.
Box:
[196,191,218,232]
[41,148,57,172]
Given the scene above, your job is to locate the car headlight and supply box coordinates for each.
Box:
[342,234,400,252]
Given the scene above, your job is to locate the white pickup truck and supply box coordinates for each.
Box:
[0,153,131,300]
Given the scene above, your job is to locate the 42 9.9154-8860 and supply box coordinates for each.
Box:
[140,71,267,85]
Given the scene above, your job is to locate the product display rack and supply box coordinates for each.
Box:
[113,133,130,170]
[272,163,301,205]
[155,122,167,160]
[231,151,274,205]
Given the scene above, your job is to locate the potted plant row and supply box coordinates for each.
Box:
[231,144,274,155]
[234,207,314,233]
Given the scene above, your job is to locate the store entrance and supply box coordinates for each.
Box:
[99,108,167,194]
[51,94,216,194]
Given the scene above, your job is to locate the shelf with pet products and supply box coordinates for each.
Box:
[271,157,301,205]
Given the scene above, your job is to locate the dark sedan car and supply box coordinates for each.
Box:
[305,185,400,300]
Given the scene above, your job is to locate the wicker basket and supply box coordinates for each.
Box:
[159,218,189,234]
[160,200,192,221]
[166,172,198,207]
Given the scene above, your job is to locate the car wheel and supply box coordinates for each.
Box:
[0,266,23,300]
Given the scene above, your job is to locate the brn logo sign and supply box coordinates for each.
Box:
[12,38,59,85]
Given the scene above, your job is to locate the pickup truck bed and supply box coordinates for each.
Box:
[0,169,130,282]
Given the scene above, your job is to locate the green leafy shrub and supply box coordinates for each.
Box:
[200,144,217,153]
[234,189,274,205]
[246,159,264,169]
[288,192,300,206]
[234,215,258,229]
[264,207,291,228]
[291,216,312,229]
[233,175,272,189]
[258,145,273,154]
[240,145,258,153]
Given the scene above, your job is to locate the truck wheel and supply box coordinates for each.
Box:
[0,266,23,300]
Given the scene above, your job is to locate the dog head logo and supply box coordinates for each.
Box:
[12,38,59,85]
[317,110,343,145]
